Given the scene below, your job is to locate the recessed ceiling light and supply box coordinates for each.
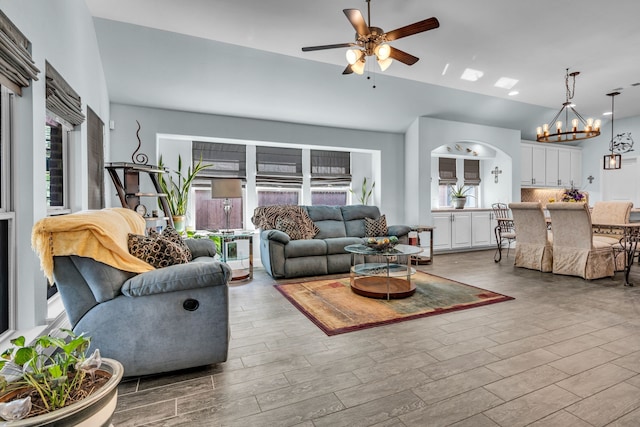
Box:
[603,111,613,116]
[442,63,450,76]
[495,77,519,90]
[508,90,519,96]
[460,68,484,82]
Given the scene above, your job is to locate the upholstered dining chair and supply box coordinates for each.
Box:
[492,203,516,262]
[508,202,553,272]
[546,202,615,280]
[591,201,633,270]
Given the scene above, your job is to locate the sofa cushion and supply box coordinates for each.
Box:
[342,205,381,237]
[128,233,191,268]
[324,237,365,255]
[365,215,388,237]
[284,239,327,258]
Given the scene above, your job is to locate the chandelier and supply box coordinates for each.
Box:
[536,69,601,143]
[603,92,622,170]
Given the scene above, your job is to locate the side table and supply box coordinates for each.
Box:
[207,231,254,281]
[409,225,434,265]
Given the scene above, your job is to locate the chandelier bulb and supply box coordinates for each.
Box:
[594,119,601,131]
[571,118,579,132]
[556,121,562,131]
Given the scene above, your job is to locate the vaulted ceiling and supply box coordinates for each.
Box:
[86,0,640,140]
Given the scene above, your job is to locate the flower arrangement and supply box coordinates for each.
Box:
[562,187,586,203]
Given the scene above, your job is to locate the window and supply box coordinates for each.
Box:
[311,150,351,206]
[256,146,302,207]
[45,114,70,211]
[0,86,14,336]
[437,157,481,208]
[463,159,481,208]
[437,157,457,207]
[192,142,246,230]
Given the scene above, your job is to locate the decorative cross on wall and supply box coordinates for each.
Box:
[491,166,502,183]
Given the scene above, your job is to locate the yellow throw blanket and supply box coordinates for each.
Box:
[31,208,154,283]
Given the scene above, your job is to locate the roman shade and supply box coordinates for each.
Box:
[438,157,457,185]
[0,10,39,95]
[464,159,481,185]
[256,146,302,187]
[310,150,351,186]
[192,141,246,180]
[46,61,85,126]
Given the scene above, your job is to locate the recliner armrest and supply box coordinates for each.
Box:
[122,259,231,297]
[388,225,411,237]
[261,229,291,244]
[184,238,217,258]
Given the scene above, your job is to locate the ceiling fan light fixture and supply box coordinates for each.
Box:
[375,43,391,61]
[346,49,363,65]
[377,57,393,71]
[351,59,366,75]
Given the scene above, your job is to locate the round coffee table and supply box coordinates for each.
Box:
[344,243,422,300]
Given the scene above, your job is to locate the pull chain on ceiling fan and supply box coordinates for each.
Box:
[301,0,439,75]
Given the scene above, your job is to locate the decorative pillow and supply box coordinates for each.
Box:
[276,217,307,240]
[364,215,388,237]
[151,226,193,261]
[252,205,319,239]
[128,232,191,269]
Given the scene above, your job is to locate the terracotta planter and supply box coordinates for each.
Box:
[0,358,123,427]
[452,196,467,209]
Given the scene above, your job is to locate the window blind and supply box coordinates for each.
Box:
[438,157,457,185]
[0,11,39,96]
[464,159,481,185]
[192,141,246,182]
[256,146,302,187]
[310,150,351,186]
[46,62,84,126]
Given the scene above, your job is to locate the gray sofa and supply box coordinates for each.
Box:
[258,205,411,279]
[52,238,231,377]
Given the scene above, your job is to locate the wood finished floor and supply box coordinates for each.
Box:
[112,250,640,426]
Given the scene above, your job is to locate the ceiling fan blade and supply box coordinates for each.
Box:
[343,9,370,37]
[388,47,420,65]
[302,42,355,52]
[385,17,440,41]
[342,65,354,75]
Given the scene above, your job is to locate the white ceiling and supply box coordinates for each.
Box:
[85,0,640,138]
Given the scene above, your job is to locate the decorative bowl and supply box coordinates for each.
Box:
[365,236,398,251]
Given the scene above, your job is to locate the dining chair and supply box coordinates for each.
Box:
[546,202,615,280]
[508,202,553,272]
[591,201,633,270]
[492,203,516,262]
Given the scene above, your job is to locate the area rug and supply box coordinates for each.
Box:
[275,271,514,336]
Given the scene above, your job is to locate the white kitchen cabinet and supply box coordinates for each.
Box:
[472,211,492,247]
[451,211,472,249]
[522,142,582,188]
[521,144,546,186]
[432,212,453,251]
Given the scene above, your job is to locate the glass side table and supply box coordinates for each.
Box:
[206,231,254,281]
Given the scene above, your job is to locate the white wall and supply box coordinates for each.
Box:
[408,117,521,225]
[108,103,407,224]
[1,0,111,330]
[579,115,640,204]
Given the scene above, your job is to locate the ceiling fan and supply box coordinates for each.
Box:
[301,0,440,75]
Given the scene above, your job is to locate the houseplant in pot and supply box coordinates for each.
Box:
[157,155,211,233]
[450,185,472,209]
[0,329,123,426]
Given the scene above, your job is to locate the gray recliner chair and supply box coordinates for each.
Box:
[51,237,231,377]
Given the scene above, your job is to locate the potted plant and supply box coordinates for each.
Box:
[0,329,123,426]
[350,177,375,205]
[157,155,212,233]
[450,185,472,209]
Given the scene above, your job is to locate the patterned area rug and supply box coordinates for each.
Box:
[275,271,514,336]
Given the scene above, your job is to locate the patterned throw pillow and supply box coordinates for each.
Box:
[128,231,191,269]
[364,215,388,237]
[150,226,193,261]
